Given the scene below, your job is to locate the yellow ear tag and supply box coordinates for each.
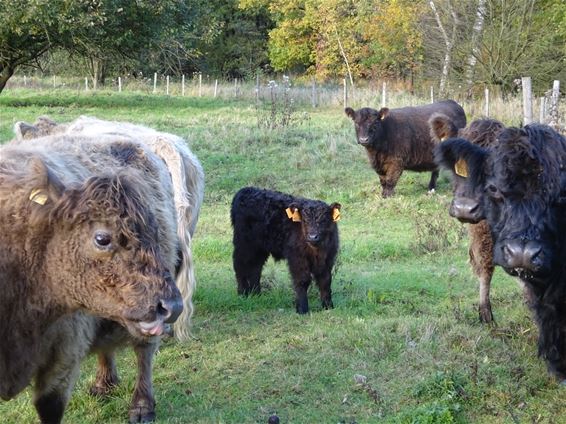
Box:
[454,158,468,178]
[285,207,301,222]
[332,208,341,222]
[29,188,48,205]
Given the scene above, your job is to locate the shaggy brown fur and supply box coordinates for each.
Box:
[0,135,182,424]
[430,115,505,322]
[345,100,466,197]
[13,116,205,422]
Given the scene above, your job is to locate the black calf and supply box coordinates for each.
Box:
[231,187,341,314]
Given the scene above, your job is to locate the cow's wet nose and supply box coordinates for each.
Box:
[502,240,543,271]
[307,233,320,244]
[157,297,183,323]
[358,136,369,144]
[450,198,483,223]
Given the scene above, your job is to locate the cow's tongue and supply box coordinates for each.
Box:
[139,320,164,336]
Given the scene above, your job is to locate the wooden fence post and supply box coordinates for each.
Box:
[311,78,317,108]
[343,78,348,107]
[85,77,89,91]
[521,76,533,126]
[153,73,157,94]
[484,87,489,117]
[166,76,170,95]
[182,75,185,96]
[214,79,218,98]
[430,86,434,103]
[539,97,545,123]
[118,77,122,93]
[549,80,561,130]
[382,82,387,108]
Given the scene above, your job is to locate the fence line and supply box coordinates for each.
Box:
[4,74,565,130]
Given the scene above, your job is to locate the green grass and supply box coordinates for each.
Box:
[0,90,562,423]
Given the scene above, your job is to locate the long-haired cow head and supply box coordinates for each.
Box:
[25,159,183,339]
[483,125,566,281]
[431,115,505,223]
[286,200,341,247]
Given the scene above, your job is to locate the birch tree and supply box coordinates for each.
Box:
[429,0,458,96]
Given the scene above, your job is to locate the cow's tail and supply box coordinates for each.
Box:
[153,137,204,342]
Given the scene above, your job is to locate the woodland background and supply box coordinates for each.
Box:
[1,0,565,96]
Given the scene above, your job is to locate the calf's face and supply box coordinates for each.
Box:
[286,201,341,246]
[345,107,389,147]
[40,173,182,338]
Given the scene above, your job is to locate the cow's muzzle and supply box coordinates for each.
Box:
[449,197,484,223]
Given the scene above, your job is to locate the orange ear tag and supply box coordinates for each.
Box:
[29,188,48,205]
[332,208,341,222]
[454,158,468,178]
[285,207,302,222]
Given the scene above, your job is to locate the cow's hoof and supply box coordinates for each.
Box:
[129,407,156,423]
[478,306,494,324]
[89,383,116,397]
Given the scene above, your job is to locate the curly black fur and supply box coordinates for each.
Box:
[231,187,340,314]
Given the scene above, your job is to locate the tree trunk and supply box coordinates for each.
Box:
[0,65,15,95]
[429,0,458,97]
[465,0,486,95]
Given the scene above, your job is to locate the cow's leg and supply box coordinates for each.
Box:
[234,247,252,295]
[381,165,403,198]
[90,351,120,396]
[234,248,267,296]
[289,257,311,313]
[34,346,83,424]
[128,341,159,424]
[314,270,333,309]
[468,222,495,323]
[532,297,566,382]
[428,169,439,193]
[247,255,267,295]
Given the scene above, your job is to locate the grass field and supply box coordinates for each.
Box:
[0,90,563,423]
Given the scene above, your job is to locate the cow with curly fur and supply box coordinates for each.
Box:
[231,187,341,314]
[436,124,566,382]
[11,116,205,423]
[0,134,183,423]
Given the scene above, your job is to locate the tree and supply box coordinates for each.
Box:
[0,0,188,93]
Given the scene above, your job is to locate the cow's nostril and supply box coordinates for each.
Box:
[157,298,183,323]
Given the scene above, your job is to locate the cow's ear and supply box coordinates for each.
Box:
[27,157,65,206]
[330,202,341,222]
[378,108,390,120]
[428,113,455,142]
[285,203,302,222]
[345,107,355,120]
[13,122,37,140]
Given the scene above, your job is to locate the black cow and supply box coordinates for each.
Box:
[437,124,566,381]
[345,100,466,197]
[231,187,341,314]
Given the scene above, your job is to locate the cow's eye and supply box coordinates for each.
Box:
[94,231,113,249]
[486,183,502,200]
